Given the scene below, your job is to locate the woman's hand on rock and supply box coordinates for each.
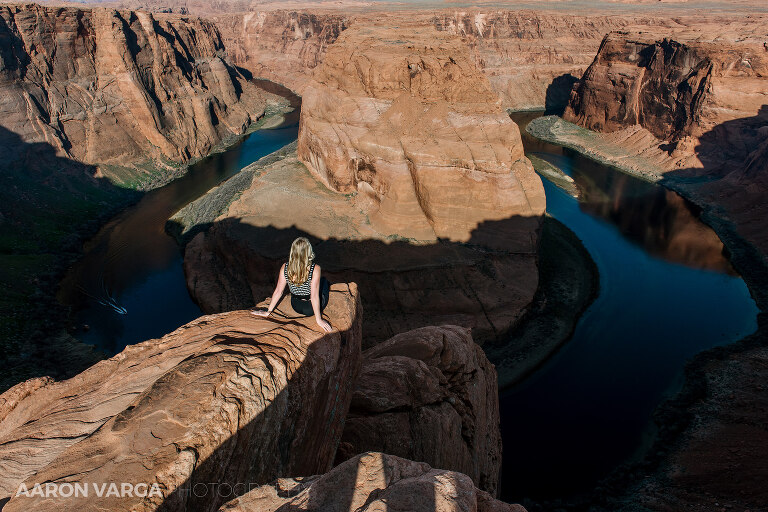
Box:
[251,309,270,317]
[316,317,332,333]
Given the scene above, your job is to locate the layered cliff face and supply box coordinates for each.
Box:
[562,31,768,255]
[212,11,348,94]
[297,23,545,245]
[0,4,274,174]
[336,326,502,496]
[564,32,766,142]
[0,284,362,510]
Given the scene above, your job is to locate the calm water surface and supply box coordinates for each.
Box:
[58,113,299,354]
[500,112,758,503]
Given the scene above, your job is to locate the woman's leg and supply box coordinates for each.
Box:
[320,277,330,312]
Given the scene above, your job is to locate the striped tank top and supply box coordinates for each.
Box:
[284,262,314,297]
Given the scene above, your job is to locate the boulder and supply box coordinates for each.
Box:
[218,452,527,512]
[0,283,362,511]
[336,326,503,496]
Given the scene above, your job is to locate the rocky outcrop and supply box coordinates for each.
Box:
[212,11,349,94]
[335,326,502,496]
[564,32,767,142]
[218,452,527,512]
[297,22,545,246]
[0,283,362,511]
[0,4,278,178]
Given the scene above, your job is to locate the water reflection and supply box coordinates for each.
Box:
[514,111,734,274]
[58,106,300,354]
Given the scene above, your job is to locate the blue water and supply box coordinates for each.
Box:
[499,113,759,502]
[59,118,300,354]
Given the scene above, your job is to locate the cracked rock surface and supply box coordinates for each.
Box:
[335,325,502,496]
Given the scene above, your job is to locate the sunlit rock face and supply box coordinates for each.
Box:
[336,325,503,496]
[218,452,527,512]
[212,11,349,94]
[296,23,545,247]
[0,4,272,171]
[0,284,362,511]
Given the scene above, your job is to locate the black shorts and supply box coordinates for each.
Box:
[291,277,330,316]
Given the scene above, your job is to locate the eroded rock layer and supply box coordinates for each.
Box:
[336,325,502,496]
[297,23,545,246]
[0,4,274,175]
[218,452,526,512]
[0,283,362,511]
[212,11,349,94]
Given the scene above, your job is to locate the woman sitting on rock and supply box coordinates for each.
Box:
[252,237,332,332]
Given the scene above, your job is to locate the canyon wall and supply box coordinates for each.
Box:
[212,11,348,94]
[0,4,276,176]
[297,22,545,245]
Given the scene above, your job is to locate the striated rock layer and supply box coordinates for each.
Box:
[212,11,349,94]
[218,452,526,512]
[336,325,502,496]
[0,283,362,511]
[0,3,276,178]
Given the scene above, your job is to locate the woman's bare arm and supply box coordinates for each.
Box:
[310,265,332,332]
[252,264,286,317]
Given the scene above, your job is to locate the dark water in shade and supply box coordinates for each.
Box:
[498,112,758,503]
[58,114,300,355]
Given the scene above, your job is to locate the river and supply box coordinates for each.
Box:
[57,107,758,506]
[500,112,758,504]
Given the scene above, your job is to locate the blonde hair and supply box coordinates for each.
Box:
[287,237,315,285]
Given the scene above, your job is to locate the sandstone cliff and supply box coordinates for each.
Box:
[336,325,502,496]
[297,23,545,246]
[212,11,348,94]
[0,283,362,510]
[218,452,526,512]
[0,4,277,177]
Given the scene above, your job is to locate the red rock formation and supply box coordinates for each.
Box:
[564,32,767,141]
[218,452,527,512]
[0,283,362,510]
[212,11,348,94]
[297,23,545,246]
[0,4,276,177]
[336,325,502,496]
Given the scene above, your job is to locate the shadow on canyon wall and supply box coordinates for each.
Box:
[0,124,141,392]
[658,104,768,308]
[544,74,579,115]
[168,213,542,348]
